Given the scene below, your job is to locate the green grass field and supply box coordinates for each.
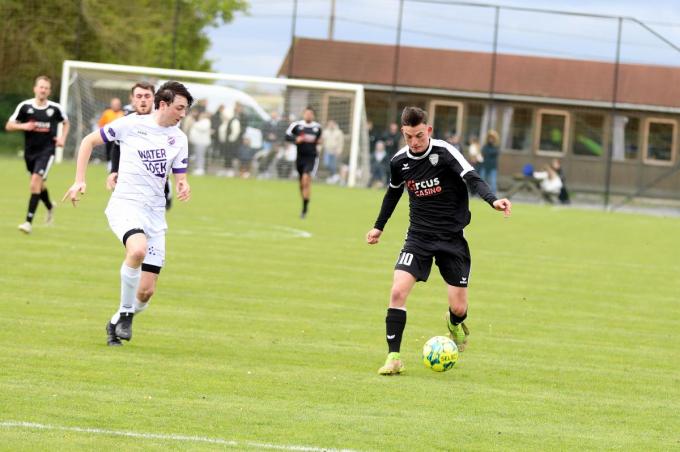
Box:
[1,157,678,451]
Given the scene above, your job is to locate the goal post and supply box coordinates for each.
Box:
[59,60,370,187]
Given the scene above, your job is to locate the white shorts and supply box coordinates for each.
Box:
[105,198,167,269]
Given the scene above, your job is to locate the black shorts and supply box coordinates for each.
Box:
[296,155,318,176]
[25,150,55,181]
[394,230,471,287]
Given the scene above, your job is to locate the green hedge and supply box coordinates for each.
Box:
[0,93,26,155]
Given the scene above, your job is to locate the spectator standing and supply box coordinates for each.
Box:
[321,120,344,183]
[368,140,388,188]
[98,97,124,170]
[480,130,500,194]
[189,112,212,175]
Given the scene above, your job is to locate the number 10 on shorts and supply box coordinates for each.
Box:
[398,252,414,266]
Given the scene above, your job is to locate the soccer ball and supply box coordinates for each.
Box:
[422,336,459,372]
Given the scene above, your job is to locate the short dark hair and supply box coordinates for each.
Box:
[34,75,51,86]
[304,106,315,114]
[154,81,193,109]
[131,81,155,95]
[401,106,428,127]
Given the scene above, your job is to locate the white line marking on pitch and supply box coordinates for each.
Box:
[173,223,312,239]
[0,421,356,451]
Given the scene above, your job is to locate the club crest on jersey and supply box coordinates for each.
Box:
[27,108,34,114]
[429,154,439,166]
[168,136,176,146]
[46,108,54,117]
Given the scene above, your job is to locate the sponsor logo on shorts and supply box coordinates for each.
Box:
[460,276,468,285]
[406,177,442,197]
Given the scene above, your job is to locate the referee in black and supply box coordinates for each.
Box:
[366,106,511,375]
[6,75,69,234]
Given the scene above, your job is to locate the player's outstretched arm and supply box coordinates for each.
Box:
[175,173,191,202]
[366,228,383,245]
[492,198,512,217]
[62,130,104,206]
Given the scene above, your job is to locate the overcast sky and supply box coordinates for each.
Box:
[205,0,680,77]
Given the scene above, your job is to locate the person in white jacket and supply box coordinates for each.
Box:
[189,112,212,175]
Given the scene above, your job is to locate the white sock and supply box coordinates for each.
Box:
[119,263,141,315]
[134,299,149,314]
[110,311,120,324]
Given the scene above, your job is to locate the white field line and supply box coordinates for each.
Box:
[0,421,357,452]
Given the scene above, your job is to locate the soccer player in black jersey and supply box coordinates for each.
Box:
[6,75,70,234]
[286,107,322,218]
[366,107,511,375]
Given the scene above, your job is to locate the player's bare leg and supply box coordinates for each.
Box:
[379,270,416,375]
[134,271,158,315]
[446,285,470,351]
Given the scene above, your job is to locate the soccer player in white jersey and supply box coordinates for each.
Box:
[63,81,193,346]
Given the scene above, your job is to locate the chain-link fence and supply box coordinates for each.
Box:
[223,0,680,204]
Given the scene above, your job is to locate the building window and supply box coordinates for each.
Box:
[536,110,569,154]
[624,117,640,160]
[429,101,463,141]
[365,93,390,134]
[503,107,532,152]
[465,103,484,143]
[612,115,641,161]
[644,119,676,164]
[573,112,605,157]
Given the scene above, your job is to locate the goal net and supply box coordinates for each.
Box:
[59,60,370,187]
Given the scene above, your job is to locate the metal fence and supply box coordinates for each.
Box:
[227,0,680,206]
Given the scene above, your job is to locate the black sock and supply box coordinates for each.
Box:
[40,188,53,210]
[386,308,407,353]
[449,308,467,325]
[302,199,309,214]
[26,193,40,223]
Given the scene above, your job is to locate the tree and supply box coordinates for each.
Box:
[0,0,248,96]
